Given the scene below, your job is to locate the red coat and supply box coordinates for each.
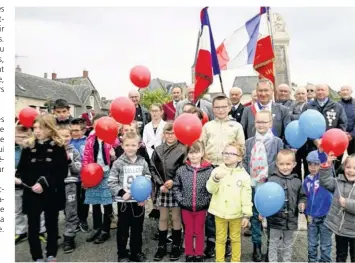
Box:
[81,112,95,127]
[163,101,176,121]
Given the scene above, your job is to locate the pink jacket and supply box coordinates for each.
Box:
[82,133,119,167]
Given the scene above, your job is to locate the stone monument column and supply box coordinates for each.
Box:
[270,12,291,88]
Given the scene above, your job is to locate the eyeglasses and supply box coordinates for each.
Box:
[222,152,241,157]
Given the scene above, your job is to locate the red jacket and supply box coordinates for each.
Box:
[163,101,176,121]
[82,112,95,127]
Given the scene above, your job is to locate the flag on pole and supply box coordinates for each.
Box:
[253,7,275,84]
[194,7,221,99]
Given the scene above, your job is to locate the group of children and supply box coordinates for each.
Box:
[14,95,355,263]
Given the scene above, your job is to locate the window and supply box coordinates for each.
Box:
[89,96,95,110]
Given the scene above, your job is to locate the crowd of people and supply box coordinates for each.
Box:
[14,79,355,262]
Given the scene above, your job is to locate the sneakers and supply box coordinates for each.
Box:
[185,255,194,262]
[79,221,90,233]
[86,229,101,242]
[154,245,167,261]
[130,252,145,262]
[15,233,28,245]
[94,231,110,244]
[39,232,47,243]
[46,256,57,262]
[63,236,75,254]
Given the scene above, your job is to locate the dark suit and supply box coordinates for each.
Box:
[162,101,177,121]
[229,104,244,123]
[240,102,291,140]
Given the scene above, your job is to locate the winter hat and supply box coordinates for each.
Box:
[306,150,321,164]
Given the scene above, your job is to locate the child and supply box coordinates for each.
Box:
[143,103,166,158]
[319,152,355,262]
[267,149,307,262]
[82,113,116,244]
[186,107,204,121]
[243,110,284,261]
[206,141,252,262]
[303,150,333,262]
[172,141,213,262]
[15,125,46,245]
[108,131,151,262]
[53,99,73,125]
[57,125,81,253]
[16,114,68,262]
[151,122,187,261]
[69,118,90,232]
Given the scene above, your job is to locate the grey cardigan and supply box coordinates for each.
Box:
[319,167,355,238]
[243,136,284,181]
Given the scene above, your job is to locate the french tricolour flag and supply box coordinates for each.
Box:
[194,7,221,99]
[216,7,271,70]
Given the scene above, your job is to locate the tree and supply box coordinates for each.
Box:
[140,88,172,109]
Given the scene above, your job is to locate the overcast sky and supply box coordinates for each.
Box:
[15,7,355,99]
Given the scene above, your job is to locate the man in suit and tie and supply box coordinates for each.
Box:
[228,87,244,123]
[240,79,291,140]
[175,84,214,121]
[162,86,183,121]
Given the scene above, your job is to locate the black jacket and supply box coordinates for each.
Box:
[172,162,213,212]
[267,171,307,231]
[229,104,244,123]
[16,139,68,214]
[151,142,187,185]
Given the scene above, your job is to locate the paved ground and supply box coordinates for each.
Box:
[16,206,345,262]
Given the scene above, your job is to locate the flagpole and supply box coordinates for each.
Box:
[266,7,277,101]
[218,74,225,94]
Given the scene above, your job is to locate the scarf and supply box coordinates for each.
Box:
[250,129,274,187]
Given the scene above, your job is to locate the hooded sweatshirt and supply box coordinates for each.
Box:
[108,153,151,202]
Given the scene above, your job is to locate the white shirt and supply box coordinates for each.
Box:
[143,120,166,158]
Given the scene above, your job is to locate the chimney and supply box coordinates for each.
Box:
[44,73,48,79]
[83,70,88,78]
[52,72,57,80]
[15,65,21,73]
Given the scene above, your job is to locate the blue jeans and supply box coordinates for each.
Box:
[251,188,263,245]
[307,215,333,262]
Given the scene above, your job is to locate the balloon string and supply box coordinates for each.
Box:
[120,202,145,218]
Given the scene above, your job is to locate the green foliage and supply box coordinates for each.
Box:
[140,88,172,109]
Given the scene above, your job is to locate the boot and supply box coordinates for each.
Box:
[204,240,215,258]
[225,238,231,257]
[252,244,263,262]
[154,230,168,261]
[170,229,182,261]
[63,236,75,254]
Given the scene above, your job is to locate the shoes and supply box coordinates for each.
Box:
[185,255,194,262]
[154,245,167,261]
[170,245,181,261]
[15,233,28,245]
[194,256,204,262]
[252,244,263,262]
[79,221,90,233]
[94,231,110,244]
[46,256,57,262]
[86,229,101,242]
[63,236,75,254]
[204,241,215,258]
[118,256,129,262]
[130,252,145,262]
[225,240,232,257]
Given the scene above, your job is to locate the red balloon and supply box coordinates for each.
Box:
[202,112,209,125]
[94,117,119,144]
[81,163,104,188]
[18,107,38,127]
[321,128,349,157]
[110,97,136,124]
[174,113,203,146]
[130,65,151,88]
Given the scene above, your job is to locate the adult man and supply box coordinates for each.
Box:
[81,105,95,130]
[128,89,151,136]
[243,90,258,107]
[338,85,355,155]
[240,79,291,140]
[175,84,214,120]
[303,84,347,171]
[306,83,316,102]
[162,86,182,121]
[276,83,294,108]
[228,87,244,123]
[289,87,308,121]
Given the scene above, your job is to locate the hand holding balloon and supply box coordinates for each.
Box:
[138,201,145,207]
[326,152,337,166]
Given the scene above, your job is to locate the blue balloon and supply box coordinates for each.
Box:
[131,176,152,202]
[254,182,285,217]
[299,109,326,139]
[285,120,307,149]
